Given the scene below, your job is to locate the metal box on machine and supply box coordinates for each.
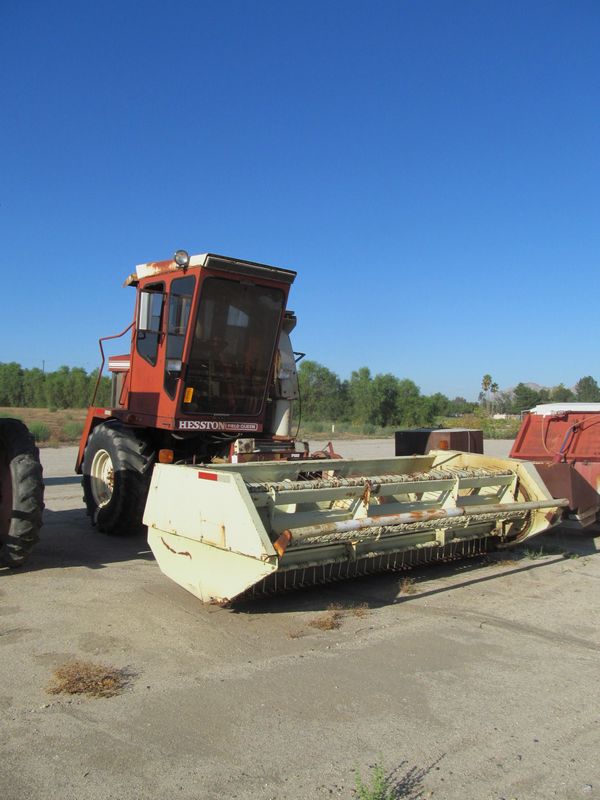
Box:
[395,428,484,456]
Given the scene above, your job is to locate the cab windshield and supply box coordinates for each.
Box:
[183,277,285,415]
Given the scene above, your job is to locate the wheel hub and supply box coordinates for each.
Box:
[90,448,115,508]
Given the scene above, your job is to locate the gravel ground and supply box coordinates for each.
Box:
[1,442,599,800]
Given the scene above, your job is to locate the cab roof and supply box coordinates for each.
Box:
[125,252,296,287]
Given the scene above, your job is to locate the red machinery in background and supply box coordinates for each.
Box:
[510,403,600,527]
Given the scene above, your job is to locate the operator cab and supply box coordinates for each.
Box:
[109,251,297,434]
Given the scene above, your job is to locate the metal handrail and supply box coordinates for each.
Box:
[90,321,134,407]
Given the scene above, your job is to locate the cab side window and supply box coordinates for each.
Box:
[164,276,196,397]
[136,283,164,366]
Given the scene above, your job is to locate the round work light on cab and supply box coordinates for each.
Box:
[174,249,190,268]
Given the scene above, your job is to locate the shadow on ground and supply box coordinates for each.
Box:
[234,525,600,615]
[3,509,598,618]
[0,507,154,577]
[43,476,82,487]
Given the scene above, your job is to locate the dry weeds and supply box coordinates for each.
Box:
[400,577,417,595]
[493,558,517,567]
[47,660,131,699]
[308,609,343,631]
[293,601,370,636]
[351,602,370,618]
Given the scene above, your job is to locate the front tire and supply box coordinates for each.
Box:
[0,419,44,567]
[82,421,154,536]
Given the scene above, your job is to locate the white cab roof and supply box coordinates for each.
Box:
[529,403,600,415]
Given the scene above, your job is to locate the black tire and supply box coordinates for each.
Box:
[82,421,154,536]
[0,419,44,567]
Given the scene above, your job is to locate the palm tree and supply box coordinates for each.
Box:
[480,374,495,414]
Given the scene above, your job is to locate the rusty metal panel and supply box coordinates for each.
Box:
[510,408,600,526]
[510,409,600,462]
[535,463,599,523]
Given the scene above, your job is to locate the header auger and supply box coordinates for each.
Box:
[77,250,567,603]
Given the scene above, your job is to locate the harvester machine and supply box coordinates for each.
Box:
[77,250,567,603]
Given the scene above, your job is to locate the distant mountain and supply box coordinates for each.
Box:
[504,382,576,394]
[505,382,547,393]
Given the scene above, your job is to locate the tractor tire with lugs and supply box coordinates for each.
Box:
[82,421,154,536]
[0,419,44,567]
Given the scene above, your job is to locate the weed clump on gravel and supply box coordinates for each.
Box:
[293,601,371,636]
[354,761,394,800]
[288,628,306,639]
[309,609,343,630]
[400,577,416,595]
[47,660,130,698]
[351,602,370,618]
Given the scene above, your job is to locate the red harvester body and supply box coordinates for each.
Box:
[510,403,600,527]
[76,251,299,476]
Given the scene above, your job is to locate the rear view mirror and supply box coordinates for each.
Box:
[138,291,164,333]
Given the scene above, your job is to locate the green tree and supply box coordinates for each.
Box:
[448,396,475,415]
[550,383,575,402]
[0,363,110,409]
[298,360,342,421]
[348,367,373,425]
[370,373,399,427]
[490,381,499,413]
[45,365,72,409]
[396,379,432,427]
[480,374,497,413]
[538,387,551,403]
[493,391,515,414]
[512,383,541,412]
[23,368,46,407]
[575,376,600,402]
[67,367,91,407]
[0,362,25,406]
[426,392,450,418]
[89,369,111,406]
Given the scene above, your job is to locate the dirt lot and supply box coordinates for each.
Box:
[1,441,599,799]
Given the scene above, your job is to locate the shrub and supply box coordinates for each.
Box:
[355,762,393,800]
[0,411,23,422]
[62,421,84,441]
[28,421,51,442]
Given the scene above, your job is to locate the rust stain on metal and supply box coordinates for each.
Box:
[273,530,293,556]
[160,537,192,559]
[137,260,183,280]
[361,480,372,509]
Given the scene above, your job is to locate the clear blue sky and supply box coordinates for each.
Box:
[2,1,598,400]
